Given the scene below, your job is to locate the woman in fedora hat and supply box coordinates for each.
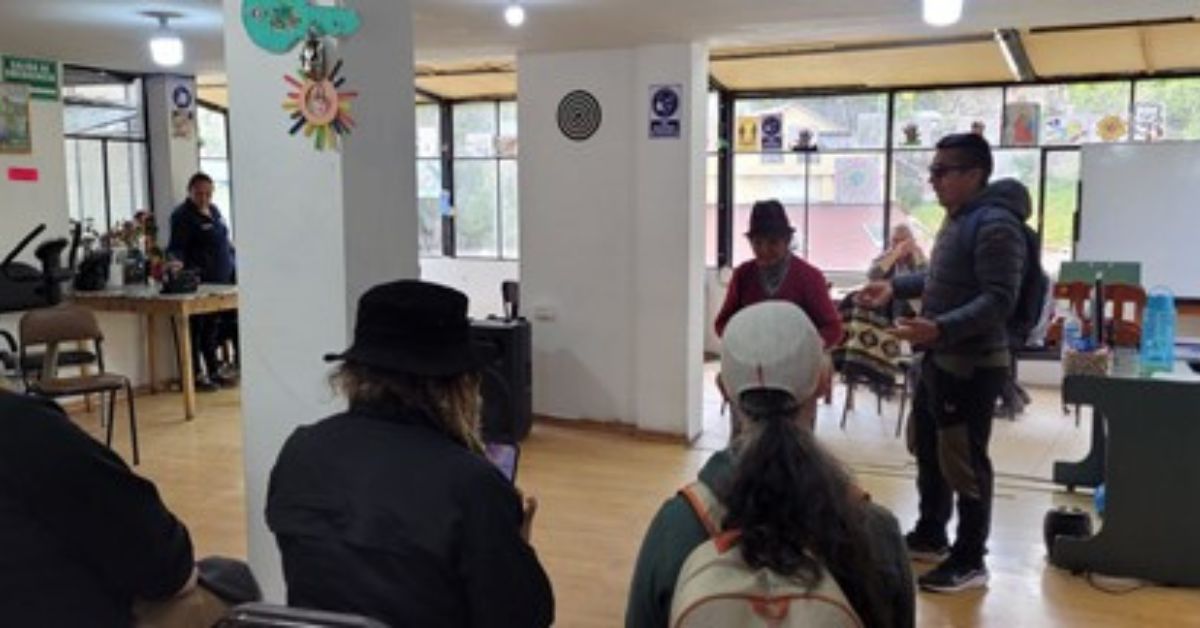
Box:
[714,199,843,349]
[266,280,554,628]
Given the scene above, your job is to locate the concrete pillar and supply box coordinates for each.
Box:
[222,0,416,598]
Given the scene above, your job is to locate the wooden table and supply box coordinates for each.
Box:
[73,285,238,420]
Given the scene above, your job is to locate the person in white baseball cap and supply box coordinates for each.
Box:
[626,302,915,628]
[721,301,827,430]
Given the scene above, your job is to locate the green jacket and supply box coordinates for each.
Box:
[625,450,915,628]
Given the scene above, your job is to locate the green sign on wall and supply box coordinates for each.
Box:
[1,55,59,101]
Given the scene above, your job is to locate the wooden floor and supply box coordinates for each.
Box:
[71,380,1200,627]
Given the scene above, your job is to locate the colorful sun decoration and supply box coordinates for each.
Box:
[1097,115,1128,143]
[283,59,357,151]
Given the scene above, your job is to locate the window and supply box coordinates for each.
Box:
[62,68,149,232]
[733,94,888,270]
[1133,78,1200,141]
[416,103,443,256]
[893,88,1004,148]
[198,103,234,237]
[1006,82,1133,145]
[452,101,518,259]
[1042,150,1080,277]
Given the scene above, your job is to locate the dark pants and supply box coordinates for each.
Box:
[911,354,1008,566]
[190,313,222,379]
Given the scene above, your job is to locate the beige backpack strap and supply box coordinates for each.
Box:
[679,482,726,539]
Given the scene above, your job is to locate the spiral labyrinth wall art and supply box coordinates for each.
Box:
[557,90,602,141]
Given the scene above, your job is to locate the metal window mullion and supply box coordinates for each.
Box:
[101,138,113,229]
[494,103,502,260]
[441,101,455,257]
[717,90,735,268]
[882,91,896,252]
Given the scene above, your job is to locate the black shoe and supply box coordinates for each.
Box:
[210,373,238,388]
[918,555,989,593]
[905,530,950,563]
[195,376,219,392]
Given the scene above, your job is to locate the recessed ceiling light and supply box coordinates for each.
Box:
[504,4,526,28]
[923,0,963,27]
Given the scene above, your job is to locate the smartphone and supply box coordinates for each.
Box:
[484,442,520,483]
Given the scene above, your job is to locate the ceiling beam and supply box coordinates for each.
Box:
[414,86,444,102]
[710,33,992,62]
[1029,16,1195,35]
[994,28,1037,82]
[1139,27,1156,75]
[415,65,515,78]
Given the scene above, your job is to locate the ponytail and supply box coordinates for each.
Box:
[721,389,891,626]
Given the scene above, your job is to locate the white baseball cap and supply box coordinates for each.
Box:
[721,301,824,406]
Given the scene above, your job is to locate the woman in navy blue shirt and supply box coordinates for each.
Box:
[167,172,237,390]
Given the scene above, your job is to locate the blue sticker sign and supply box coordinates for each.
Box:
[760,113,783,151]
[172,84,194,109]
[649,84,682,139]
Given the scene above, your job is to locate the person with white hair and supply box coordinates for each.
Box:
[625,302,914,628]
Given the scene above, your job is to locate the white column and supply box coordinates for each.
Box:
[630,44,708,438]
[222,0,416,599]
[144,74,200,241]
[519,44,707,436]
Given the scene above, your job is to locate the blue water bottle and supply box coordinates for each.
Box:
[1062,311,1083,357]
[1140,286,1176,375]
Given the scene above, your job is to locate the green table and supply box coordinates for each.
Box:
[1050,371,1200,585]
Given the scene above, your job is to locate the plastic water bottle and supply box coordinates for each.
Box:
[1062,311,1083,357]
[1095,483,1107,519]
[1140,286,1176,375]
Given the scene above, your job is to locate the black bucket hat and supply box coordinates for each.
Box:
[746,199,795,238]
[324,280,484,377]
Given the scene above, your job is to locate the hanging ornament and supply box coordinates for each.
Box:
[242,0,360,55]
[282,34,357,151]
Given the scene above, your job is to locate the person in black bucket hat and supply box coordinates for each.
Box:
[714,200,841,348]
[267,280,554,628]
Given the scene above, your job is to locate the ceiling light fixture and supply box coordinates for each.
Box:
[923,0,963,27]
[145,11,185,67]
[504,3,526,28]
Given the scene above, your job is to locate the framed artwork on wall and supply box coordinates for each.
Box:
[0,83,31,154]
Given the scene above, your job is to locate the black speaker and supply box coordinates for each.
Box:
[471,318,532,443]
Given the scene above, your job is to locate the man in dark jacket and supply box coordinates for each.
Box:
[0,390,198,626]
[858,133,1028,593]
[167,171,238,391]
[267,280,554,627]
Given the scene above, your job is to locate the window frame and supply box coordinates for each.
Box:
[713,73,1200,274]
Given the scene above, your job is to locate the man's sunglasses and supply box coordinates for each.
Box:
[928,164,975,179]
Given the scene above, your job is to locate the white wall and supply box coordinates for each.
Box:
[0,92,67,362]
[519,45,707,435]
[224,0,416,600]
[420,257,518,320]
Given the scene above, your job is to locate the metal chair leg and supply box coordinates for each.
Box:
[896,385,908,438]
[841,380,854,430]
[104,390,116,448]
[126,381,140,465]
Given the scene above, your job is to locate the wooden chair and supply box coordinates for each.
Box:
[19,304,140,464]
[1104,284,1147,348]
[1045,281,1091,349]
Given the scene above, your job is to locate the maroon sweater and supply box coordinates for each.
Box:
[714,256,844,348]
